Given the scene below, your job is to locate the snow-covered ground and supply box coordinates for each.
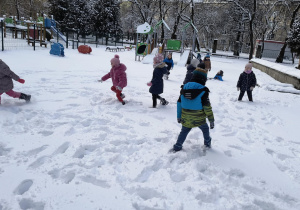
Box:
[1,46,300,210]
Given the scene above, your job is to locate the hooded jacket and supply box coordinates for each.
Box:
[177,81,214,128]
[149,63,167,94]
[0,59,20,94]
[102,63,127,88]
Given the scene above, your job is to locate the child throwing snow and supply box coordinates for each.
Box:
[99,55,127,105]
[148,53,169,108]
[163,53,174,80]
[214,70,224,81]
[0,59,31,104]
[237,63,257,102]
[172,68,214,152]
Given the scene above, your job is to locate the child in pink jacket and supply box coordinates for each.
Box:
[0,59,31,104]
[99,55,127,105]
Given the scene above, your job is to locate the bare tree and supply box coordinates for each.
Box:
[276,1,300,63]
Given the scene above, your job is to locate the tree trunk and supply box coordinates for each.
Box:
[248,0,256,60]
[276,3,300,63]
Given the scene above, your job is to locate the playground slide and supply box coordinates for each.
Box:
[141,47,158,64]
[177,50,190,67]
[49,26,67,42]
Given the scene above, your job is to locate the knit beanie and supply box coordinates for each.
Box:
[111,55,120,67]
[191,68,208,85]
[205,53,210,58]
[153,53,164,64]
[190,59,200,68]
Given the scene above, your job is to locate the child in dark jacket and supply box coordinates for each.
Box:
[172,67,214,152]
[163,53,174,80]
[148,54,169,108]
[203,53,211,71]
[237,63,257,102]
[99,55,127,105]
[183,59,200,84]
[214,70,224,81]
[0,59,31,104]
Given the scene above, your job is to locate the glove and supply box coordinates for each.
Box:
[210,121,214,129]
[250,86,254,91]
[147,82,152,86]
[237,87,240,91]
[177,118,182,123]
[18,79,25,84]
[116,86,122,91]
[98,79,103,83]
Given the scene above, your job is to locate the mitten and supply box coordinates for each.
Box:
[177,118,182,123]
[18,79,25,84]
[116,86,122,91]
[147,82,152,86]
[210,121,214,129]
[98,79,103,83]
[250,86,254,91]
[237,87,240,91]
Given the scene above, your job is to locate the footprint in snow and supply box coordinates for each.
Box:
[14,179,33,195]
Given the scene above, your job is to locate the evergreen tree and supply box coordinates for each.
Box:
[92,0,122,36]
[287,18,300,69]
[48,0,69,26]
[64,0,93,37]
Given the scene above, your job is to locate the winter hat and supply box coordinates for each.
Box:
[193,67,208,78]
[153,53,164,64]
[190,59,200,68]
[111,54,120,67]
[244,63,253,74]
[197,62,206,70]
[205,53,210,58]
[191,68,208,85]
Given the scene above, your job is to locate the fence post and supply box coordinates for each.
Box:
[66,30,69,48]
[1,20,4,51]
[33,24,36,51]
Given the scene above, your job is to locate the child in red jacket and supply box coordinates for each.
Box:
[98,55,127,105]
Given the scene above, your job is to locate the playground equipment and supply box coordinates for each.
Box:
[78,45,92,54]
[135,22,153,61]
[45,16,67,43]
[2,16,28,39]
[180,21,199,63]
[26,20,47,47]
[50,42,64,56]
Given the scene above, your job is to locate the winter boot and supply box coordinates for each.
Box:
[19,93,31,102]
[120,93,125,99]
[160,98,169,105]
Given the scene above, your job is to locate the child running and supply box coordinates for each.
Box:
[0,59,31,104]
[99,55,127,105]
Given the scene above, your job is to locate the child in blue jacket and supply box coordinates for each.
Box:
[163,53,174,80]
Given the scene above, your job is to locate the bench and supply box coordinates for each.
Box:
[106,46,118,52]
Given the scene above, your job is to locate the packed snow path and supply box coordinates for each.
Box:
[1,47,300,210]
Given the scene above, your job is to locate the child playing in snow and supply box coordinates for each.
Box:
[183,58,200,84]
[163,53,174,80]
[237,63,257,102]
[172,67,214,152]
[148,53,169,108]
[0,59,31,104]
[203,53,211,71]
[98,55,127,105]
[214,70,224,81]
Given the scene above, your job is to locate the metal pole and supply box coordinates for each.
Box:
[33,24,36,51]
[66,30,69,48]
[1,20,4,51]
